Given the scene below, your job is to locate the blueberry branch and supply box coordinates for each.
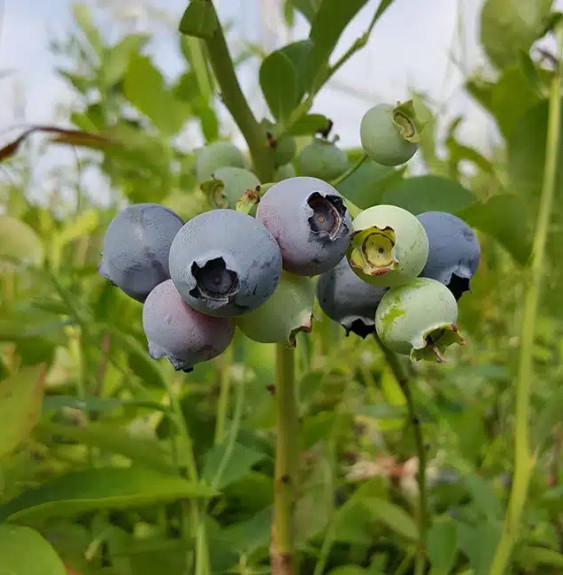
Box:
[202,1,274,181]
[373,334,427,575]
[271,344,299,575]
[330,153,367,187]
[281,0,394,137]
[486,26,563,575]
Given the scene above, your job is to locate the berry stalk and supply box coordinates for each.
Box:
[487,25,563,575]
[374,334,427,575]
[271,344,299,575]
[202,1,274,182]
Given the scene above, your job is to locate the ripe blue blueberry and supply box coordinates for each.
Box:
[98,203,183,302]
[143,280,234,372]
[317,257,387,338]
[417,211,480,300]
[195,141,245,182]
[169,209,282,317]
[296,138,349,180]
[256,176,352,276]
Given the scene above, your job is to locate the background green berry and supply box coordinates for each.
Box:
[212,166,260,209]
[296,138,349,180]
[195,141,246,182]
[274,163,297,181]
[360,102,419,166]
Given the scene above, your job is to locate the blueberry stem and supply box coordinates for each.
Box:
[200,1,274,182]
[487,24,563,575]
[374,333,427,575]
[214,344,233,445]
[330,152,367,187]
[271,344,299,575]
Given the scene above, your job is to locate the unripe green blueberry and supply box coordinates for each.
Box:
[212,166,260,209]
[348,204,428,287]
[236,271,314,345]
[296,138,349,180]
[360,101,421,166]
[274,163,297,182]
[260,118,297,167]
[375,278,464,362]
[195,141,245,182]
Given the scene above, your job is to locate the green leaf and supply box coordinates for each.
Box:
[508,99,563,198]
[178,0,218,39]
[0,525,66,575]
[515,545,563,569]
[308,0,369,90]
[280,40,314,100]
[72,4,104,57]
[289,113,331,136]
[337,161,405,209]
[103,34,149,88]
[202,442,267,489]
[427,519,457,575]
[217,506,272,553]
[363,498,418,541]
[123,53,191,135]
[491,65,542,138]
[0,216,44,266]
[289,0,322,21]
[0,366,45,460]
[35,421,174,473]
[480,0,552,68]
[456,520,502,575]
[381,175,476,215]
[458,194,531,264]
[534,386,563,448]
[328,567,367,575]
[0,467,216,524]
[259,51,299,121]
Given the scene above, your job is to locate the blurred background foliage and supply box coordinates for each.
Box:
[0,1,562,574]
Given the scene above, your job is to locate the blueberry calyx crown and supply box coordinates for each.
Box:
[349,226,398,277]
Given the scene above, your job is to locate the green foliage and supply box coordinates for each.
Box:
[1,1,563,574]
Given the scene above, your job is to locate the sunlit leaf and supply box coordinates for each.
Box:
[0,366,46,460]
[0,215,44,266]
[0,467,216,524]
[0,524,66,575]
[102,34,149,87]
[35,421,174,473]
[480,0,552,68]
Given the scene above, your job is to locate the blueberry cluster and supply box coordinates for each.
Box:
[98,101,480,370]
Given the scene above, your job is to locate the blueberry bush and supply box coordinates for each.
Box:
[1,1,563,574]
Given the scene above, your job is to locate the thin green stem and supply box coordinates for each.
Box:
[203,1,274,181]
[211,375,246,491]
[487,28,563,575]
[271,344,299,575]
[214,344,233,445]
[282,0,393,137]
[330,153,367,187]
[164,378,209,575]
[374,334,427,575]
